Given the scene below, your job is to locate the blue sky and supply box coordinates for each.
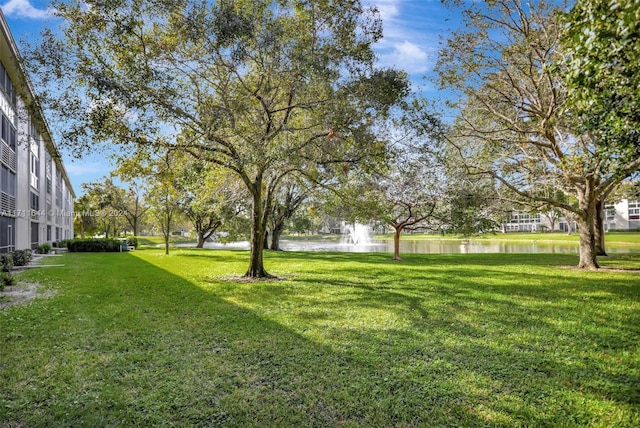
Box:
[1,0,455,193]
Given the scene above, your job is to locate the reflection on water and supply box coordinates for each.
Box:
[201,238,635,254]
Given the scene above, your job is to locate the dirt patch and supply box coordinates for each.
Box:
[216,275,287,283]
[0,282,55,310]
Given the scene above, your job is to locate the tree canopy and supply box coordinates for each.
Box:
[27,0,408,277]
[562,0,640,151]
[437,0,640,269]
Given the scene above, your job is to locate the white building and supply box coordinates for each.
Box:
[604,200,640,231]
[504,199,640,233]
[0,10,74,252]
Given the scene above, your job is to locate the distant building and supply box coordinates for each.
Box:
[504,199,640,233]
[604,199,640,231]
[0,10,74,252]
[503,211,542,232]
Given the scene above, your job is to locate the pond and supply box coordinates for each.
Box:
[201,237,636,254]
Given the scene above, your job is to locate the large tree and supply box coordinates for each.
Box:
[562,0,640,256]
[376,159,441,261]
[80,178,129,238]
[437,0,640,269]
[109,183,149,238]
[146,151,182,255]
[333,147,445,261]
[27,0,408,277]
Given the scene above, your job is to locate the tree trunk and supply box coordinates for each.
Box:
[563,210,573,235]
[271,222,285,251]
[576,217,598,269]
[392,226,403,261]
[594,199,607,256]
[196,232,206,248]
[575,208,599,270]
[162,206,172,256]
[245,185,271,278]
[264,231,270,250]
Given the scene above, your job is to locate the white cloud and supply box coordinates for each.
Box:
[1,0,51,20]
[390,40,429,73]
[377,40,432,75]
[374,0,401,22]
[366,0,438,75]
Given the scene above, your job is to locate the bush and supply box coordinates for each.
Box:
[0,271,16,290]
[12,249,32,267]
[36,243,52,254]
[126,237,138,249]
[0,253,14,272]
[66,238,124,253]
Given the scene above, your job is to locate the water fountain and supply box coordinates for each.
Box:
[341,222,373,245]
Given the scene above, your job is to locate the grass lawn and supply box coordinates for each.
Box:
[137,235,196,246]
[1,249,639,426]
[473,232,640,248]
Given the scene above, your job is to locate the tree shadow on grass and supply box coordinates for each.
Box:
[0,252,514,427]
[231,252,640,418]
[4,251,637,426]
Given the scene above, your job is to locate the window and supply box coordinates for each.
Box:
[0,61,4,91]
[55,171,62,207]
[509,211,540,224]
[605,204,616,221]
[45,153,52,194]
[30,122,39,141]
[30,140,40,189]
[8,126,15,150]
[31,222,39,250]
[1,115,7,143]
[30,191,39,212]
[0,216,15,253]
[0,164,16,214]
[1,114,16,151]
[629,201,640,220]
[1,165,15,197]
[1,66,15,107]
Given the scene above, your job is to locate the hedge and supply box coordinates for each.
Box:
[66,239,126,253]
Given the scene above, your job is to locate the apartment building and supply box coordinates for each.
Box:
[604,199,640,231]
[504,199,640,233]
[0,10,74,252]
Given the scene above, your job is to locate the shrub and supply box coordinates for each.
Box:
[36,243,52,254]
[12,249,32,267]
[66,238,124,253]
[127,237,138,249]
[0,271,16,290]
[0,253,14,272]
